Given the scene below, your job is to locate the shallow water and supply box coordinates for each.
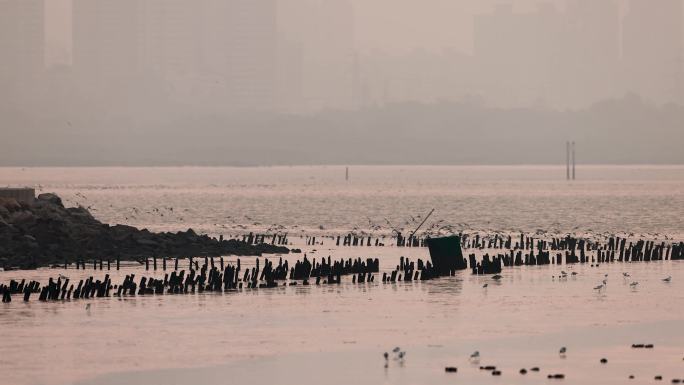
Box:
[1,166,683,385]
[1,257,682,385]
[1,165,683,239]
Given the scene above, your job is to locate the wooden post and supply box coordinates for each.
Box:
[571,141,576,180]
[566,141,570,180]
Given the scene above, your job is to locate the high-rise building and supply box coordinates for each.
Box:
[72,0,145,88]
[276,0,356,112]
[0,0,45,99]
[474,4,566,106]
[562,0,620,104]
[623,0,684,103]
[72,0,278,111]
[213,0,278,111]
[473,1,623,108]
[143,0,202,81]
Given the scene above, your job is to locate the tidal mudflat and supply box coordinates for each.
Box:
[1,166,682,385]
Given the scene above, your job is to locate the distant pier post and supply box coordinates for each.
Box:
[566,141,570,180]
[571,141,576,180]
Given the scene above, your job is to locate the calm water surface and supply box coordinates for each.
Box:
[0,166,682,385]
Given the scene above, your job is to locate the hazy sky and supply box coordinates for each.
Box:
[43,0,652,66]
[3,0,682,167]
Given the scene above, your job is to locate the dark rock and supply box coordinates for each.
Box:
[520,369,527,374]
[0,192,290,268]
[37,193,62,206]
[444,367,457,373]
[600,358,608,364]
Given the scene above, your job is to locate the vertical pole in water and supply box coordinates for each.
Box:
[345,166,349,182]
[572,141,576,180]
[566,141,570,180]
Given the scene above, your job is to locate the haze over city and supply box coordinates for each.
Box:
[2,0,683,165]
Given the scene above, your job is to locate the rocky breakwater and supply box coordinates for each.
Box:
[0,193,289,269]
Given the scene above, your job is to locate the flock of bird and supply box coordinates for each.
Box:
[383,344,684,382]
[592,273,672,292]
[480,270,673,292]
